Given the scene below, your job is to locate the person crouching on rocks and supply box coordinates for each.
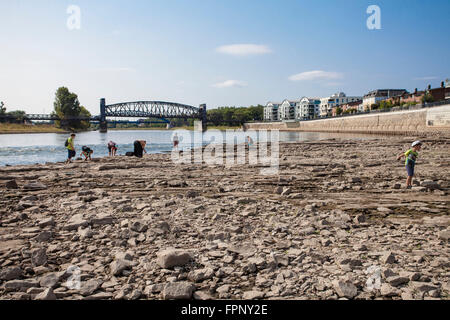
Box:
[81,146,94,161]
[397,140,422,189]
[108,141,118,157]
[133,140,147,158]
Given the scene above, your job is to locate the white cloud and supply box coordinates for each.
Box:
[212,80,248,88]
[289,70,343,81]
[216,44,271,56]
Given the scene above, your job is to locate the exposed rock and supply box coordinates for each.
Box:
[34,288,57,300]
[162,282,195,300]
[243,290,265,300]
[38,217,55,228]
[332,280,358,299]
[39,273,61,288]
[31,248,47,267]
[438,230,450,241]
[381,251,396,264]
[110,259,132,276]
[187,268,215,282]
[5,180,18,189]
[129,220,148,233]
[64,214,89,231]
[0,267,23,281]
[23,182,47,191]
[80,279,102,296]
[91,213,114,226]
[5,279,40,290]
[156,249,192,269]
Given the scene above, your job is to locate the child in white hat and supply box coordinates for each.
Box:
[397,141,422,189]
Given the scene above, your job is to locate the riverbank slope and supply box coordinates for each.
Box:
[0,136,449,300]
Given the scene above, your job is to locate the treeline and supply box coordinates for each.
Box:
[52,87,91,130]
[0,101,27,123]
[1,87,92,131]
[207,105,264,126]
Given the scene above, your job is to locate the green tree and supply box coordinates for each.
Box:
[0,101,5,115]
[53,87,90,130]
[421,92,434,104]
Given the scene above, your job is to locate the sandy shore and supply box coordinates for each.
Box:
[0,135,449,300]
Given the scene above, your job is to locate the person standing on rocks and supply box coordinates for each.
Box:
[65,133,76,164]
[173,133,179,151]
[133,140,147,158]
[397,140,422,189]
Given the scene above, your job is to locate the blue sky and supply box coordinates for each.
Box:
[0,0,449,114]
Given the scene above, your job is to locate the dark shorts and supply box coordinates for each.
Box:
[406,164,415,177]
[108,146,117,152]
[68,149,76,159]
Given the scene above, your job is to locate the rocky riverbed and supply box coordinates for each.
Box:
[0,136,449,300]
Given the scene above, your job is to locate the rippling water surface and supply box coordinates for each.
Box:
[0,130,384,166]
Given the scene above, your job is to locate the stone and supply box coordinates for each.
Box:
[38,217,55,228]
[115,252,134,261]
[332,280,358,299]
[243,290,265,300]
[83,292,114,300]
[162,282,195,300]
[421,180,440,190]
[78,227,93,239]
[23,182,47,191]
[5,279,40,290]
[386,276,409,287]
[64,214,89,231]
[381,251,396,264]
[380,283,400,297]
[110,259,132,276]
[39,273,61,288]
[5,180,19,189]
[156,249,192,269]
[188,268,215,282]
[31,248,47,267]
[129,220,148,233]
[34,288,57,300]
[91,213,114,226]
[0,267,23,281]
[34,231,53,242]
[410,282,439,293]
[185,191,199,198]
[80,279,102,296]
[438,230,450,241]
[354,215,366,224]
[193,291,213,300]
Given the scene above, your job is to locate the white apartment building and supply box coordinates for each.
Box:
[264,102,281,121]
[279,100,298,120]
[319,92,362,116]
[296,97,321,120]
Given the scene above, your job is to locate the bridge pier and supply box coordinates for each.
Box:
[200,104,207,132]
[100,98,108,133]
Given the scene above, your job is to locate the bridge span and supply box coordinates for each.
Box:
[0,99,208,132]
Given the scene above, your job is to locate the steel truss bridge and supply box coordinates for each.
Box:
[0,99,207,132]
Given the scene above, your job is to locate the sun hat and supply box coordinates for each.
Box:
[411,140,422,147]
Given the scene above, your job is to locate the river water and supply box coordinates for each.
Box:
[0,130,385,166]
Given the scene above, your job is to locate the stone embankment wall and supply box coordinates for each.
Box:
[244,105,450,135]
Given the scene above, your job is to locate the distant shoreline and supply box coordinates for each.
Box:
[0,125,243,134]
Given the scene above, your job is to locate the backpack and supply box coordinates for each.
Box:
[65,139,69,147]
